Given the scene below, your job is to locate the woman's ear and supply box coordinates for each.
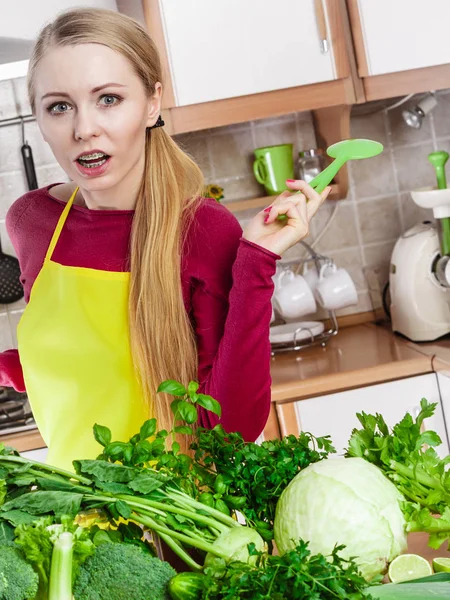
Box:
[146,82,163,128]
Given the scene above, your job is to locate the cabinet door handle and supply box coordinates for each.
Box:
[314,0,329,54]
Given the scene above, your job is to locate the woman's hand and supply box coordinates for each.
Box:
[242,180,331,256]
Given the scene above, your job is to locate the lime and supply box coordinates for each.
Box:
[388,554,433,583]
[433,557,450,573]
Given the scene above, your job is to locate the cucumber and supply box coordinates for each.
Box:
[168,572,206,600]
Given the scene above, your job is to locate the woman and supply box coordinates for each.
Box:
[0,8,330,470]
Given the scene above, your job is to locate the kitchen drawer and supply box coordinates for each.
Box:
[276,373,450,457]
[21,446,48,463]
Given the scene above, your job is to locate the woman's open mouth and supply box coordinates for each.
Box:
[75,152,112,176]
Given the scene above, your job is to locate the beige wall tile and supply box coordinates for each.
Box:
[174,133,213,180]
[393,143,435,192]
[209,125,254,179]
[321,247,366,291]
[357,196,402,244]
[11,77,31,116]
[0,124,22,173]
[432,92,450,140]
[0,80,17,121]
[313,202,359,253]
[400,192,435,231]
[296,112,317,150]
[363,240,396,267]
[387,104,432,146]
[0,172,28,221]
[218,175,262,202]
[253,114,297,151]
[349,150,397,200]
[350,109,388,146]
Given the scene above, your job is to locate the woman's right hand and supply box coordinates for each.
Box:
[242,180,331,257]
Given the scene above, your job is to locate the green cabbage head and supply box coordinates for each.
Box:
[274,457,407,581]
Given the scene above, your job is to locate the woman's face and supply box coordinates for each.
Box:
[34,43,161,195]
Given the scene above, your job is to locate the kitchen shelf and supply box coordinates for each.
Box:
[225,183,341,214]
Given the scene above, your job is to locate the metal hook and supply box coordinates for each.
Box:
[20,116,26,146]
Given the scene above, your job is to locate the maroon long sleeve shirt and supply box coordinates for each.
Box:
[2,184,279,441]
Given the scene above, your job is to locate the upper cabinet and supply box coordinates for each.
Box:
[155,0,342,106]
[348,0,450,77]
[0,0,118,80]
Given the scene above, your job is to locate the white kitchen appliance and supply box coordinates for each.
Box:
[390,187,450,341]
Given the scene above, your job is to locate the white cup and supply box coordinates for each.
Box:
[315,263,358,311]
[302,264,319,292]
[273,272,317,321]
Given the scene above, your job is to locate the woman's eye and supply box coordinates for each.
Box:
[99,94,122,106]
[48,102,71,115]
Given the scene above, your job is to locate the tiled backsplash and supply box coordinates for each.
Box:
[0,76,448,351]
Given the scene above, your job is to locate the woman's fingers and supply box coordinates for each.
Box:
[306,185,332,220]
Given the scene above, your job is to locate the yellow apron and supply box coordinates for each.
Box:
[17,186,149,471]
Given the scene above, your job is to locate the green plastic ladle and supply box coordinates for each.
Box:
[276,138,384,221]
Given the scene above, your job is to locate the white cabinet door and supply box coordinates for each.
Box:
[436,371,450,442]
[277,374,449,457]
[354,0,450,76]
[159,0,337,106]
[0,1,118,41]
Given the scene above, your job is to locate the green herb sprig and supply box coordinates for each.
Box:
[200,540,372,599]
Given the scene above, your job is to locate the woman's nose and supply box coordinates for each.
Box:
[74,108,101,141]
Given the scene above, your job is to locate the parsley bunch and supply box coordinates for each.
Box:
[201,541,371,599]
[191,426,334,544]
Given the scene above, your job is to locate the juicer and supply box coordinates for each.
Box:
[390,151,450,341]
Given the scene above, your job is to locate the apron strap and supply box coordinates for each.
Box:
[45,186,79,261]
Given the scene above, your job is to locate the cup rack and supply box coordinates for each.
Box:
[270,241,339,354]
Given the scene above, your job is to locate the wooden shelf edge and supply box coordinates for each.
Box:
[224,184,341,214]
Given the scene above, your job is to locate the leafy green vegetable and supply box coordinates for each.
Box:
[191,424,334,543]
[48,531,73,600]
[0,543,39,600]
[274,457,407,582]
[168,572,206,600]
[199,541,371,599]
[364,582,450,599]
[73,542,176,600]
[346,399,450,549]
[14,515,95,600]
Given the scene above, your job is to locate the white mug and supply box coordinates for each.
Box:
[315,263,358,311]
[302,264,319,292]
[273,272,317,321]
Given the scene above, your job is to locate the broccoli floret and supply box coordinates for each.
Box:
[73,542,176,600]
[0,544,39,600]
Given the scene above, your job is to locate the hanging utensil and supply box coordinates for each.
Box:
[20,117,38,191]
[277,138,384,220]
[0,235,24,304]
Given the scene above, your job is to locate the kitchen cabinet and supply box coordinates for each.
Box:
[276,373,450,457]
[348,0,450,77]
[154,0,340,107]
[436,371,450,442]
[21,446,48,462]
[0,0,118,81]
[347,0,450,100]
[140,0,357,133]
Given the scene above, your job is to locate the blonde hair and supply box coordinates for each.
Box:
[27,8,204,446]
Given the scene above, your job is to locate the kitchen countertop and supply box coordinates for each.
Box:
[270,323,433,403]
[3,321,449,451]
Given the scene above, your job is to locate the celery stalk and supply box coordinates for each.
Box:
[48,531,74,600]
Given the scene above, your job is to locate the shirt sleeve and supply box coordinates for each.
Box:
[0,349,26,392]
[186,200,279,441]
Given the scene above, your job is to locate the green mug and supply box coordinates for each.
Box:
[253,144,294,195]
